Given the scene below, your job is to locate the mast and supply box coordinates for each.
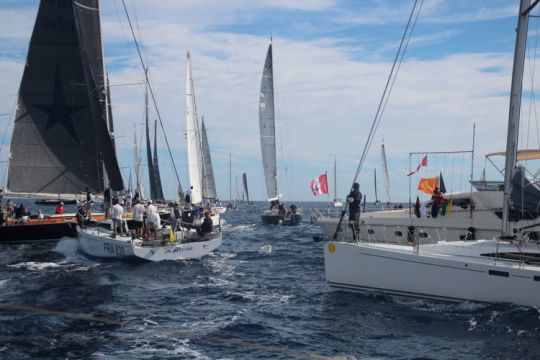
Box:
[144,68,157,200]
[374,168,378,202]
[333,155,337,200]
[229,152,232,203]
[185,51,203,204]
[259,40,278,201]
[502,0,533,236]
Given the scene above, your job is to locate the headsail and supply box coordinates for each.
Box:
[242,172,250,203]
[381,142,392,202]
[152,119,164,200]
[144,69,158,200]
[133,130,145,199]
[185,51,203,204]
[201,119,217,200]
[259,42,278,201]
[7,0,123,195]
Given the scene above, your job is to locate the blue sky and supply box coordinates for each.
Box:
[0,0,538,202]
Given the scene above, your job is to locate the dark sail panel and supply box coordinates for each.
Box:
[73,1,123,191]
[144,73,157,200]
[153,119,164,200]
[201,119,217,200]
[7,0,106,194]
[242,172,250,203]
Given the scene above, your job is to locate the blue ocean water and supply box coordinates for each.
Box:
[1,200,539,359]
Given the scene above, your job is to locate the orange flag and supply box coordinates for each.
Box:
[418,176,439,195]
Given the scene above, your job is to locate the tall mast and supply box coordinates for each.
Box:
[229,152,232,202]
[334,155,337,200]
[502,0,533,236]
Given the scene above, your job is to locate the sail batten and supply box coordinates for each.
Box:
[201,119,217,200]
[259,43,278,201]
[185,52,203,204]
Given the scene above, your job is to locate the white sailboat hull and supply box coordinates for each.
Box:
[77,227,222,261]
[324,240,540,307]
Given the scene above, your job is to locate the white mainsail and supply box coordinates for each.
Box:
[259,42,278,201]
[185,51,203,204]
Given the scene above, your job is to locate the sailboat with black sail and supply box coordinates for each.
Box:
[76,3,221,261]
[259,41,302,225]
[1,0,121,243]
[325,0,540,307]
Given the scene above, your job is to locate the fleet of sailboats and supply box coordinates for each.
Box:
[1,0,539,308]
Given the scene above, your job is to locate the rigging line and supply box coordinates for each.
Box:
[333,0,421,239]
[370,0,425,156]
[120,0,182,191]
[352,0,422,185]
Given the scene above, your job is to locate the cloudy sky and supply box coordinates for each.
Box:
[0,0,538,202]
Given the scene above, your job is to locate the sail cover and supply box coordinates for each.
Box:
[185,52,203,204]
[242,172,250,203]
[201,119,217,200]
[7,0,123,194]
[259,43,278,201]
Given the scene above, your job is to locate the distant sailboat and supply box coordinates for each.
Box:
[226,152,236,210]
[258,40,302,225]
[201,117,226,213]
[242,172,253,205]
[374,168,380,204]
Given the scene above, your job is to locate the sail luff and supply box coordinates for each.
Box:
[185,51,203,204]
[259,42,278,201]
[242,172,250,203]
[201,119,217,200]
[381,142,392,202]
[153,119,164,200]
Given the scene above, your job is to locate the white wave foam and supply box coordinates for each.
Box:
[7,262,63,271]
[258,244,272,254]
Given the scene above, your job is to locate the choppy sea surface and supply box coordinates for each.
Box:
[1,199,540,359]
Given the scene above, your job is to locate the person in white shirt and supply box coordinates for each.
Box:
[111,198,124,237]
[153,211,161,230]
[124,190,133,210]
[131,200,145,239]
[146,200,157,239]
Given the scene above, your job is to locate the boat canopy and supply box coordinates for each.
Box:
[486,149,540,161]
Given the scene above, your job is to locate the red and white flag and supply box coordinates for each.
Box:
[310,173,328,196]
[406,155,428,176]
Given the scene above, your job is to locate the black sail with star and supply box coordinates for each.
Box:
[7,0,123,195]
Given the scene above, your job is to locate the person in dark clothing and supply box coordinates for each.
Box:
[15,204,26,219]
[185,186,193,204]
[270,199,279,210]
[290,203,297,215]
[347,182,362,240]
[199,212,213,235]
[277,203,286,215]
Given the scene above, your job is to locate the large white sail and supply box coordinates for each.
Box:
[259,42,278,201]
[185,51,203,204]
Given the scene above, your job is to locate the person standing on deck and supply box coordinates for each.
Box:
[131,200,145,239]
[85,187,94,210]
[431,187,443,218]
[146,200,158,239]
[347,183,362,240]
[111,198,124,238]
[185,186,193,204]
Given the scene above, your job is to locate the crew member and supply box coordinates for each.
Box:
[111,198,124,237]
[55,202,65,215]
[347,182,362,240]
